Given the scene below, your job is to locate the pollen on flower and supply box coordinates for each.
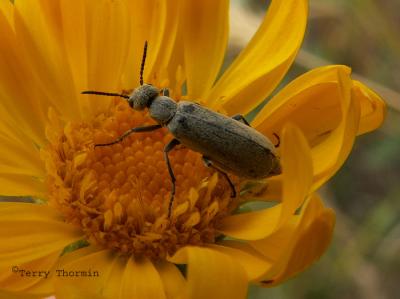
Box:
[42,96,238,260]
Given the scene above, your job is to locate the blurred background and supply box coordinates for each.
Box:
[229,1,400,298]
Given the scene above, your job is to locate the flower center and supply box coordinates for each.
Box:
[42,98,237,259]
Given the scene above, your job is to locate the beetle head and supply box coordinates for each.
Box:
[128,84,160,110]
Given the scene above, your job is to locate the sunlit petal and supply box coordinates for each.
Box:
[182,0,229,99]
[206,0,308,115]
[169,246,248,299]
[14,1,81,121]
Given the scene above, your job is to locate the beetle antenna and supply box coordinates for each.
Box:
[140,41,148,86]
[81,91,129,99]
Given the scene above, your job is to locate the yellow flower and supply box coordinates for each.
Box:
[0,1,385,299]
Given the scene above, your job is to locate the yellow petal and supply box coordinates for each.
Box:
[311,69,360,190]
[210,242,272,281]
[169,246,248,299]
[353,80,386,135]
[279,123,313,226]
[0,290,42,299]
[123,0,175,88]
[0,133,44,178]
[0,0,13,28]
[150,1,181,83]
[120,257,166,299]
[268,208,335,286]
[55,249,116,299]
[241,176,282,202]
[217,204,282,240]
[0,252,59,297]
[252,65,351,143]
[253,66,360,191]
[14,0,82,121]
[84,0,130,117]
[250,195,335,286]
[0,10,48,147]
[58,0,90,117]
[57,250,168,299]
[0,203,82,296]
[252,65,383,141]
[0,203,82,267]
[182,0,229,99]
[156,261,186,299]
[206,0,308,115]
[0,173,44,198]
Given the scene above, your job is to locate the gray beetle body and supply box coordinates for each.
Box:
[166,101,280,179]
[130,84,281,179]
[83,83,281,216]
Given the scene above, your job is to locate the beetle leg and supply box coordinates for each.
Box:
[161,88,170,97]
[202,156,236,198]
[272,133,280,147]
[232,114,250,126]
[95,124,162,147]
[164,138,181,218]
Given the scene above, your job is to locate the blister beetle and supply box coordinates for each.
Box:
[82,42,281,217]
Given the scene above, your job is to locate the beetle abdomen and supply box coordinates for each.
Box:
[167,102,281,179]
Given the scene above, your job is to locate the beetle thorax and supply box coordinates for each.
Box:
[128,84,159,110]
[149,96,177,125]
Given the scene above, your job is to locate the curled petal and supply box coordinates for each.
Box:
[252,65,351,143]
[253,66,361,190]
[311,69,360,190]
[353,80,386,135]
[250,194,335,286]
